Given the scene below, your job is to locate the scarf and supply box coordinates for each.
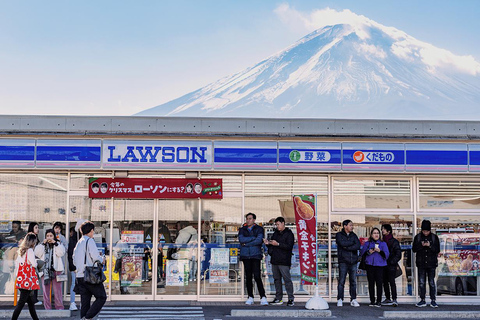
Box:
[43,244,56,285]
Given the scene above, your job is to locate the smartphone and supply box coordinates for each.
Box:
[375,243,379,249]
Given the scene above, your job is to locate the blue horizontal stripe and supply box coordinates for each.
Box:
[37,146,101,162]
[0,146,34,161]
[469,151,480,166]
[214,148,277,163]
[406,150,467,165]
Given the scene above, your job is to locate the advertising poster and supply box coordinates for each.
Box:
[293,194,317,285]
[209,248,229,284]
[120,255,142,286]
[121,230,144,243]
[438,234,480,276]
[166,260,188,286]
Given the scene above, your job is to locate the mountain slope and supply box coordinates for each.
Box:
[138,21,480,119]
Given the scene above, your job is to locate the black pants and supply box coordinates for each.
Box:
[12,289,39,320]
[383,265,397,300]
[76,277,107,319]
[366,265,384,304]
[243,259,265,298]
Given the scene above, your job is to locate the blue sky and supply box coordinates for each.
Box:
[0,0,478,116]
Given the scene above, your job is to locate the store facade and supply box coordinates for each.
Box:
[0,116,479,304]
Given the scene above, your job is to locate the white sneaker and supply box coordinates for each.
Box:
[260,297,268,306]
[69,302,78,311]
[34,301,42,306]
[350,299,360,307]
[337,299,343,307]
[245,297,254,305]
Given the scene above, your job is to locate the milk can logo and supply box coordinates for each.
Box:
[353,151,394,163]
[289,150,301,162]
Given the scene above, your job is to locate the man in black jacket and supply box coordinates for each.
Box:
[381,224,402,307]
[335,219,361,307]
[413,220,440,308]
[264,217,295,306]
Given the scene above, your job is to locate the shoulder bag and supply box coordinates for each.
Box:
[16,251,40,290]
[84,238,106,285]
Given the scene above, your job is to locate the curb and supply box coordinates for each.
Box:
[0,309,71,318]
[231,309,331,318]
[384,311,480,319]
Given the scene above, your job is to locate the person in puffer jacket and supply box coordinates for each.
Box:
[359,228,389,307]
[335,220,361,307]
[238,213,267,306]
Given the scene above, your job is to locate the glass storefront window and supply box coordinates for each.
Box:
[332,178,411,210]
[416,215,480,296]
[330,214,414,298]
[245,175,329,297]
[418,179,480,210]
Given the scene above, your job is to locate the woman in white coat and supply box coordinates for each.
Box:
[34,229,65,310]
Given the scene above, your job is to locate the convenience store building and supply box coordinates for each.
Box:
[0,115,479,304]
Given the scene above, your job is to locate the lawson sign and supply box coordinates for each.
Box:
[103,140,212,169]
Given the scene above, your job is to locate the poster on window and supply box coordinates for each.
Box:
[166,260,188,286]
[209,248,230,284]
[120,255,142,286]
[121,231,144,244]
[293,194,317,285]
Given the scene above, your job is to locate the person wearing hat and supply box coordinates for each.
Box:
[412,220,440,308]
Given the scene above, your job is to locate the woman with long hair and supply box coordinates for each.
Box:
[34,229,65,310]
[12,232,40,320]
[26,222,41,305]
[359,227,390,307]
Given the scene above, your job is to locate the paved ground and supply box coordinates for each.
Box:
[2,301,480,319]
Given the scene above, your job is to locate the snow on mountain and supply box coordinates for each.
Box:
[137,19,480,120]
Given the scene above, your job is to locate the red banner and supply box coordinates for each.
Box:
[89,178,222,199]
[293,194,317,285]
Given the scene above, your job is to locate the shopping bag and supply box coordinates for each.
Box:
[16,252,40,290]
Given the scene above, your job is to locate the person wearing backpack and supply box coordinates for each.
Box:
[12,233,40,320]
[73,221,106,320]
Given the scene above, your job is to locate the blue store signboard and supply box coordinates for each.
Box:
[36,140,101,168]
[213,141,277,170]
[405,143,468,172]
[469,144,480,172]
[0,139,35,168]
[278,142,341,171]
[342,143,405,171]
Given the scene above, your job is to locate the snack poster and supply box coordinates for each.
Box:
[293,194,317,285]
[120,255,142,286]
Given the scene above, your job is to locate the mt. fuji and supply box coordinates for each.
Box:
[138,18,480,119]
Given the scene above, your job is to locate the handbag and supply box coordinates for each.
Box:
[358,252,367,270]
[56,273,68,282]
[395,263,403,278]
[16,251,40,290]
[84,238,106,285]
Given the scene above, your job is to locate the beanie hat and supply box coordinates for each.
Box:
[421,220,431,231]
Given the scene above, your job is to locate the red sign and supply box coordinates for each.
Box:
[293,194,317,285]
[89,178,222,199]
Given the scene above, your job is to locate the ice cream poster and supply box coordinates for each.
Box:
[293,194,317,285]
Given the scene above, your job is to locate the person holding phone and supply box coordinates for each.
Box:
[359,228,389,307]
[412,220,440,308]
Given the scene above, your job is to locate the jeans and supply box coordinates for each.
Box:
[12,289,39,320]
[337,262,357,301]
[70,271,76,304]
[42,272,64,310]
[243,259,266,298]
[76,277,107,319]
[272,264,294,301]
[189,258,197,281]
[366,265,384,304]
[418,267,436,301]
[383,265,397,300]
[142,260,149,281]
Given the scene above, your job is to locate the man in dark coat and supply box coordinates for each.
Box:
[335,219,361,307]
[381,224,402,307]
[238,212,267,306]
[264,217,295,306]
[412,220,440,308]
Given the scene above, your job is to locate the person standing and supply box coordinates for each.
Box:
[73,221,107,320]
[360,228,389,307]
[27,222,42,306]
[67,227,79,311]
[381,224,402,307]
[238,212,268,306]
[142,246,151,282]
[12,233,40,320]
[412,220,440,308]
[34,229,66,310]
[335,219,361,307]
[53,222,68,249]
[264,217,295,306]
